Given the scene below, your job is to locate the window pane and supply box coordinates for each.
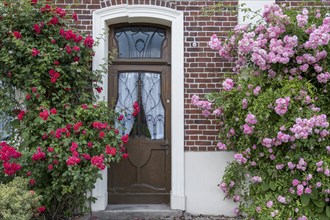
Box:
[115,72,165,140]
[114,26,166,58]
[115,73,139,136]
[141,73,164,140]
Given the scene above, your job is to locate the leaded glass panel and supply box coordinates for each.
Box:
[114,26,166,58]
[115,72,165,140]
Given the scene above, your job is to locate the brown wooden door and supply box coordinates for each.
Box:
[108,25,171,204]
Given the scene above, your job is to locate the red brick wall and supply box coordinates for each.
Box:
[54,0,238,152]
[180,1,237,151]
[55,0,326,152]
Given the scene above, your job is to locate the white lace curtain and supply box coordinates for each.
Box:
[115,72,164,140]
[115,73,139,137]
[141,73,164,140]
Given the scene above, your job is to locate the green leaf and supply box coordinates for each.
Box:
[310,188,319,200]
[269,181,276,191]
[300,194,310,207]
[312,199,325,208]
[326,206,330,217]
[53,116,62,124]
[10,119,20,128]
[319,214,329,220]
[261,182,269,191]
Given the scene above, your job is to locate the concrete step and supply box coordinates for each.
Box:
[81,204,183,220]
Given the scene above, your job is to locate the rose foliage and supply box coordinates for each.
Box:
[193,2,330,219]
[0,0,129,219]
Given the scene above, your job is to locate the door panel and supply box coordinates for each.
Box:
[108,66,171,204]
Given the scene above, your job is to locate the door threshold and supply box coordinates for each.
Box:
[84,204,183,220]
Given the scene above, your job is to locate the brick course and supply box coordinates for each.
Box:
[55,0,327,151]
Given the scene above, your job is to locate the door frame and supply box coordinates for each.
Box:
[92,5,185,211]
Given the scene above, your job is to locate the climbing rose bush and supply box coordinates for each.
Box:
[0,0,130,219]
[194,2,330,219]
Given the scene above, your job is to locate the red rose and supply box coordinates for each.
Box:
[118,115,124,121]
[31,87,37,93]
[47,147,54,152]
[83,36,94,48]
[91,155,105,170]
[132,102,140,117]
[82,153,91,160]
[121,134,129,144]
[33,24,41,34]
[50,108,57,115]
[95,87,103,93]
[73,46,80,51]
[99,131,105,139]
[65,30,74,40]
[29,178,36,186]
[73,123,80,131]
[66,124,72,130]
[74,35,83,43]
[122,153,129,159]
[3,162,22,175]
[39,110,49,120]
[133,101,139,109]
[13,31,22,39]
[49,17,59,25]
[31,0,37,4]
[65,45,72,54]
[47,164,53,171]
[42,133,48,140]
[26,94,31,100]
[72,12,78,21]
[54,60,59,65]
[18,110,25,121]
[32,147,46,161]
[73,56,80,62]
[72,151,79,157]
[106,145,117,156]
[38,206,46,213]
[55,7,66,17]
[70,142,78,152]
[31,48,40,57]
[59,28,66,37]
[50,77,57,83]
[66,156,81,166]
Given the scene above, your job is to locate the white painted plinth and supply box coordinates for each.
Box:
[91,168,108,211]
[185,152,237,216]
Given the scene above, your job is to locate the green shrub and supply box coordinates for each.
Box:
[0,1,127,219]
[194,1,330,219]
[0,177,41,220]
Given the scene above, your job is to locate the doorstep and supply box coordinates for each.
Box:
[80,204,183,220]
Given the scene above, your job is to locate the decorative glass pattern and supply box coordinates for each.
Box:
[141,73,164,140]
[115,73,139,137]
[114,26,166,58]
[115,72,165,140]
